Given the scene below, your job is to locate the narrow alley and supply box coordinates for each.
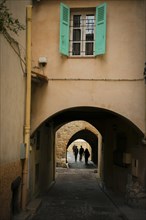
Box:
[27,153,146,220]
[31,168,125,220]
[13,151,146,220]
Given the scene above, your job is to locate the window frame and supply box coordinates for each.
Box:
[59,3,107,57]
[69,10,96,57]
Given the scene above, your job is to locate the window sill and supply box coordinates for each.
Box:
[68,55,95,59]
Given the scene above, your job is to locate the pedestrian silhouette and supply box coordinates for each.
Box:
[79,145,84,161]
[73,145,78,162]
[84,148,90,165]
[72,145,76,153]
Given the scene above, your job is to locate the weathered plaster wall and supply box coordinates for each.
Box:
[0,161,21,220]
[31,0,145,133]
[0,1,31,219]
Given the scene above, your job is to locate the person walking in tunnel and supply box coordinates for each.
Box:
[73,145,78,162]
[84,148,90,165]
[79,145,84,161]
[72,145,76,152]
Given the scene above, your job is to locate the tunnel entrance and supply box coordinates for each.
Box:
[66,138,97,169]
[67,139,92,163]
[30,106,145,201]
[55,121,100,169]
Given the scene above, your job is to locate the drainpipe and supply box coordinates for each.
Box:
[22,5,32,209]
[145,1,146,142]
[144,0,146,144]
[98,134,102,178]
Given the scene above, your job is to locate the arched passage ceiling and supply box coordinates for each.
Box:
[46,106,116,130]
[44,106,143,137]
[67,129,98,148]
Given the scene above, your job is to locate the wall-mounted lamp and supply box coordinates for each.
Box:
[38,56,47,67]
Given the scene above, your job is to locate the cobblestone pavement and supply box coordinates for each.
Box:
[31,168,128,220]
[14,156,146,220]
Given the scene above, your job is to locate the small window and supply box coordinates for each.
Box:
[60,3,107,57]
[70,12,95,56]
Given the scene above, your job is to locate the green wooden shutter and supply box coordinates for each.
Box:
[59,3,70,56]
[95,3,107,56]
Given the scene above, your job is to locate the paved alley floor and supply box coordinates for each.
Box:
[66,151,97,169]
[14,157,146,220]
[31,168,129,220]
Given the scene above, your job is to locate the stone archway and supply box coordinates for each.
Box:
[67,129,98,165]
[67,139,92,163]
[55,120,102,176]
[30,106,145,201]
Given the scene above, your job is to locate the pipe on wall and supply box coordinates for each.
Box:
[22,5,32,209]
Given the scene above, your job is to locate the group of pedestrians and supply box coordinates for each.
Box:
[72,145,90,165]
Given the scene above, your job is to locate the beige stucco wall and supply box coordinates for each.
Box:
[31,0,145,133]
[0,35,25,163]
[0,1,31,219]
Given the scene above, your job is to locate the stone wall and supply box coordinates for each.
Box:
[55,121,99,167]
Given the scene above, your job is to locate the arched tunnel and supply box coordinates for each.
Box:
[30,106,145,199]
[67,129,98,165]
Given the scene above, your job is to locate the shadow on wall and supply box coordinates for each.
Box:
[11,176,21,216]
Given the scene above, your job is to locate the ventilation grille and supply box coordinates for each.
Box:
[63,6,68,22]
[98,6,104,22]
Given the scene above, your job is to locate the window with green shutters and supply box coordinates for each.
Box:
[95,3,107,55]
[59,3,70,56]
[59,3,107,57]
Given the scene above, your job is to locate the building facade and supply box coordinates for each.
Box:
[32,0,145,132]
[31,0,146,204]
[1,0,146,219]
[0,0,31,219]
